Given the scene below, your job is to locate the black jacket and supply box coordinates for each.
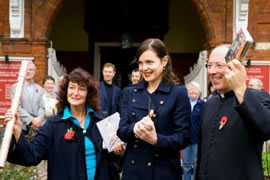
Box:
[8,111,110,180]
[197,89,270,180]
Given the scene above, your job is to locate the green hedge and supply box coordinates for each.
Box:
[263,152,270,177]
[0,151,269,179]
[0,131,39,179]
[0,162,38,180]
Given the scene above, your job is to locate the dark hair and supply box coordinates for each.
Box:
[135,38,179,84]
[132,68,139,73]
[43,75,55,85]
[56,67,100,114]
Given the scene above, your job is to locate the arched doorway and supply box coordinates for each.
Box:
[46,0,207,86]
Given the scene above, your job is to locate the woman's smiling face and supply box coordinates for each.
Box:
[67,81,88,108]
[138,49,167,85]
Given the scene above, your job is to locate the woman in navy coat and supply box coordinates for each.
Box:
[117,39,191,180]
[6,68,110,180]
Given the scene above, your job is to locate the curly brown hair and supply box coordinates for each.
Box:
[135,38,179,85]
[56,67,100,114]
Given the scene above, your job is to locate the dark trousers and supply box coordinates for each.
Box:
[103,150,121,180]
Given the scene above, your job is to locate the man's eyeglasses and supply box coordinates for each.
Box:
[205,63,227,70]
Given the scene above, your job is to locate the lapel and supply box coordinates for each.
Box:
[111,85,116,108]
[132,81,172,125]
[132,81,150,111]
[88,111,103,153]
[101,81,108,103]
[193,97,203,111]
[151,82,172,125]
[89,112,103,169]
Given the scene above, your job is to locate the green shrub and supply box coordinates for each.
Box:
[0,162,39,180]
[263,152,270,176]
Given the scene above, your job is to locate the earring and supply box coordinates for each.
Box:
[163,66,166,71]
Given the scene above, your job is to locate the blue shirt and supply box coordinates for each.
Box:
[25,81,35,102]
[190,97,198,111]
[62,106,96,180]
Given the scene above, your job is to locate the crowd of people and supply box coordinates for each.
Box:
[2,39,270,180]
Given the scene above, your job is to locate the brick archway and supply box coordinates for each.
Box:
[31,0,65,39]
[40,0,224,50]
[189,0,215,48]
[5,0,235,84]
[189,0,234,50]
[33,0,223,84]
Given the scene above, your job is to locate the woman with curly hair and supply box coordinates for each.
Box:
[6,67,110,180]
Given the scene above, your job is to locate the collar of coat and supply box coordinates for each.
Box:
[218,90,235,99]
[134,80,172,93]
[196,98,204,104]
[54,107,104,123]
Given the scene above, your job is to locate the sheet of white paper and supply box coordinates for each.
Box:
[96,112,122,152]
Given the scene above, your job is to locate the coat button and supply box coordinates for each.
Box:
[147,162,152,167]
[133,144,138,148]
[132,112,136,116]
[134,89,138,92]
[160,100,164,105]
[135,139,139,143]
[154,153,159,157]
[135,134,140,139]
[131,160,136,165]
[132,99,136,103]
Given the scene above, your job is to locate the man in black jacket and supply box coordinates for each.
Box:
[197,44,270,180]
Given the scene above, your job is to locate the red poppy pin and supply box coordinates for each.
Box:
[64,127,76,141]
[35,89,39,93]
[219,116,228,130]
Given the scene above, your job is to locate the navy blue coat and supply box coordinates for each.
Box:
[117,81,191,180]
[7,111,110,180]
[190,98,205,144]
[99,81,121,116]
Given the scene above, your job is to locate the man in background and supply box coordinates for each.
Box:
[99,62,122,180]
[130,68,142,85]
[11,61,44,138]
[100,62,121,117]
[248,78,264,90]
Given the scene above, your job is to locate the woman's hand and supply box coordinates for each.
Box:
[133,110,157,145]
[5,109,22,142]
[113,142,126,155]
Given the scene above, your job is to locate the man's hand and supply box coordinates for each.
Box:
[31,117,42,130]
[225,59,247,103]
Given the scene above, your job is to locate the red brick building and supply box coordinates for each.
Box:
[0,0,269,86]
